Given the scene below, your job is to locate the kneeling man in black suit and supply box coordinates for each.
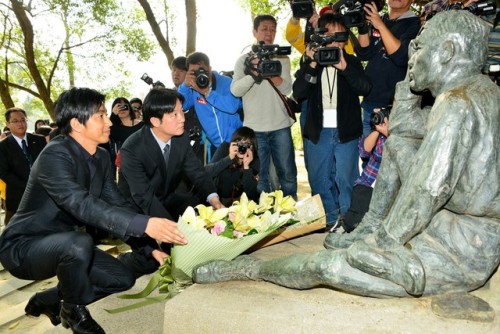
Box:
[0,88,187,333]
[118,88,223,276]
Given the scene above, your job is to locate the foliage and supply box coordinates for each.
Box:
[0,0,158,118]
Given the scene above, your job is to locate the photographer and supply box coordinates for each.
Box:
[178,52,243,152]
[342,107,389,232]
[356,0,420,136]
[293,13,372,230]
[109,97,144,177]
[231,14,298,199]
[204,126,260,206]
[286,1,355,54]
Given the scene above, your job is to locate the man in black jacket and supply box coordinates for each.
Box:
[0,107,46,224]
[0,88,187,333]
[293,13,372,230]
[118,88,223,277]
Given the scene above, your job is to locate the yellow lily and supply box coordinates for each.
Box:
[195,204,229,228]
[272,190,297,214]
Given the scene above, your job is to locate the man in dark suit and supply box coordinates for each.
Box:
[0,107,46,224]
[0,88,187,333]
[118,87,223,276]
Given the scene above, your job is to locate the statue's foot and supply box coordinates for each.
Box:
[346,239,425,296]
[192,255,260,284]
[324,218,379,249]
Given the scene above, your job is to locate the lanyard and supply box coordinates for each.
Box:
[326,67,337,105]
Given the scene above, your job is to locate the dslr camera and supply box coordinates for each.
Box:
[237,142,251,154]
[245,42,292,78]
[337,0,385,28]
[141,73,165,88]
[370,106,391,128]
[188,125,201,141]
[193,67,210,89]
[308,31,348,65]
[289,0,315,18]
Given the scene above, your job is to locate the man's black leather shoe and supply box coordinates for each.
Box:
[25,293,61,326]
[60,303,105,334]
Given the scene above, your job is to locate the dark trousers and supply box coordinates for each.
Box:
[342,184,373,233]
[4,210,14,225]
[8,231,135,305]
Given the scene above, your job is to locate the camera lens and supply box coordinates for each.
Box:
[370,112,384,127]
[196,74,210,89]
[237,144,248,154]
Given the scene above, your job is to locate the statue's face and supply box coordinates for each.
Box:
[407,26,441,92]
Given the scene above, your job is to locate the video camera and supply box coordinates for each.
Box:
[141,73,165,88]
[288,0,315,19]
[335,0,385,28]
[308,31,348,65]
[245,42,292,78]
[449,0,496,16]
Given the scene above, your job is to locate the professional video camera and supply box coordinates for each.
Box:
[335,0,385,28]
[288,0,315,18]
[308,31,348,65]
[449,0,496,16]
[424,0,496,24]
[141,73,165,88]
[370,106,391,128]
[245,42,292,78]
[194,68,210,89]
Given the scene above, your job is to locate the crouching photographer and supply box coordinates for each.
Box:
[342,106,390,232]
[178,52,243,151]
[293,13,372,230]
[204,126,260,206]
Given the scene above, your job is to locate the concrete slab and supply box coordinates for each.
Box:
[163,233,500,334]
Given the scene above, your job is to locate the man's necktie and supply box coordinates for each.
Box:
[163,144,170,168]
[21,139,32,167]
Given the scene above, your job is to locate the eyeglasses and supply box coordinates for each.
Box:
[9,119,27,124]
[132,106,142,111]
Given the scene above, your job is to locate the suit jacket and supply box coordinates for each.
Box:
[0,135,140,270]
[118,126,217,219]
[0,133,46,212]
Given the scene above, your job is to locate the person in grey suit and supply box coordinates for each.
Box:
[118,87,223,277]
[0,107,47,224]
[0,88,187,334]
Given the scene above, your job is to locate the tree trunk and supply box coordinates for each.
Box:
[0,78,15,109]
[185,0,196,55]
[10,0,54,119]
[137,0,175,68]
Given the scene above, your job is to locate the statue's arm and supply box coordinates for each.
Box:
[382,97,476,244]
[389,78,428,139]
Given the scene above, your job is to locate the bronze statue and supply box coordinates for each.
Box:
[193,11,500,298]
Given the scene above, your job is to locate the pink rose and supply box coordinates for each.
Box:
[228,212,236,223]
[211,221,226,236]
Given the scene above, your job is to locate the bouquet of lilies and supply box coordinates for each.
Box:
[108,190,300,313]
[172,190,298,279]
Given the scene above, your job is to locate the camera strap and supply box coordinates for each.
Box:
[266,78,298,122]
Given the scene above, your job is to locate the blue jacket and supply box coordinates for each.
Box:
[178,71,243,147]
